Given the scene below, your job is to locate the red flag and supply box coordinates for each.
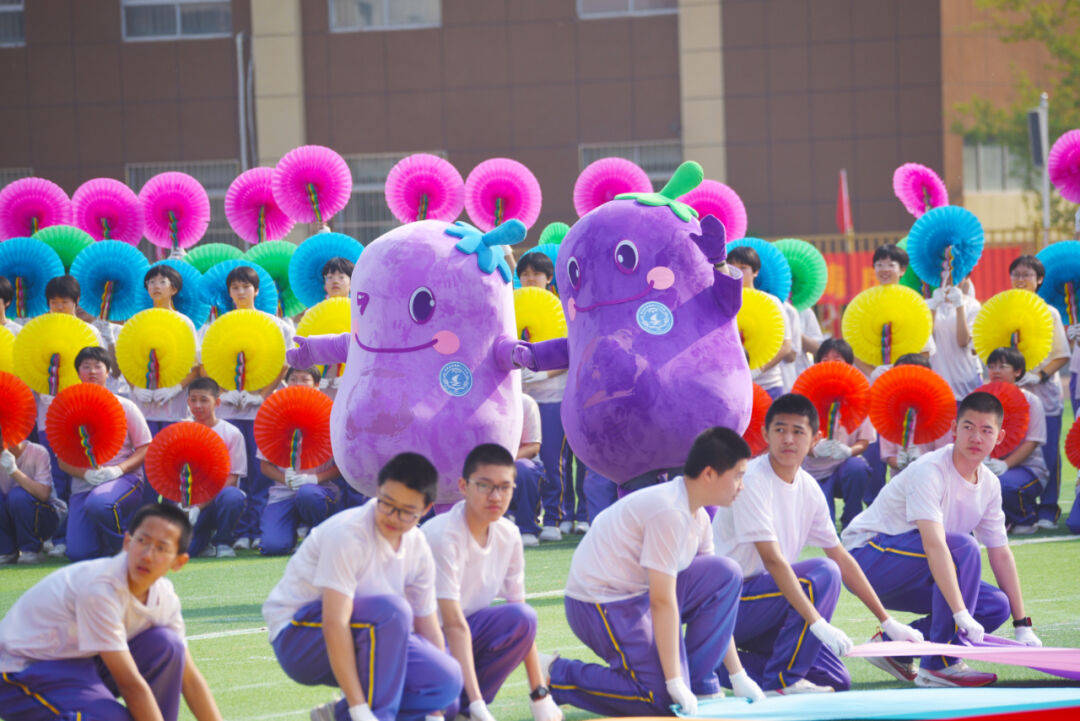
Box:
[836,169,853,234]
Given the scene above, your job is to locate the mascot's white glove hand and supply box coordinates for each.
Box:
[984,458,1008,476]
[882,616,924,643]
[285,469,318,489]
[0,449,16,475]
[728,670,766,702]
[1015,625,1042,647]
[810,619,854,657]
[665,677,697,715]
[220,390,243,406]
[468,700,497,721]
[84,466,123,486]
[953,609,985,644]
[529,695,562,721]
[348,705,378,721]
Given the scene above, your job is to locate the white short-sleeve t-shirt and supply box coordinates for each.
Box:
[564,477,713,604]
[208,418,247,481]
[713,454,840,577]
[795,308,824,375]
[3,318,20,335]
[70,394,153,496]
[422,501,525,618]
[1017,388,1049,485]
[521,393,542,446]
[751,294,790,392]
[262,501,436,641]
[779,301,803,392]
[0,553,185,673]
[930,296,984,399]
[133,312,200,422]
[1021,305,1070,417]
[0,442,64,511]
[841,444,1008,551]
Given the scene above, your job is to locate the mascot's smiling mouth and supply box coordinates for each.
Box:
[571,282,656,314]
[353,330,460,355]
[567,266,676,320]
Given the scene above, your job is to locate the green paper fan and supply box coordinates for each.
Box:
[244,240,305,316]
[898,237,934,296]
[183,243,244,274]
[538,222,570,246]
[32,225,94,272]
[773,238,827,311]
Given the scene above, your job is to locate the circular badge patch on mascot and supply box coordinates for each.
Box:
[636,301,674,336]
[439,361,473,397]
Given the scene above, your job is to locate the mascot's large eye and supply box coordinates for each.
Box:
[614,240,638,273]
[567,257,581,290]
[409,287,436,324]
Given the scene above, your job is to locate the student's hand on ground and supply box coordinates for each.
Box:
[984,458,1008,476]
[881,617,924,643]
[952,609,985,644]
[84,466,123,486]
[809,619,854,657]
[285,469,318,489]
[469,699,497,721]
[0,449,16,475]
[347,704,378,721]
[220,390,243,405]
[665,677,698,714]
[529,694,562,721]
[1014,625,1042,647]
[728,670,766,703]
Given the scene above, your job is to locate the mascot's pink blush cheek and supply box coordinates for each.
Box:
[433,330,460,354]
[647,266,675,290]
[567,298,577,322]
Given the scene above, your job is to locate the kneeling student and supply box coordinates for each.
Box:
[713,393,923,696]
[263,452,462,721]
[0,503,223,721]
[422,444,562,721]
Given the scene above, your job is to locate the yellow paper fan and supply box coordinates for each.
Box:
[972,289,1054,370]
[13,314,98,394]
[514,287,567,343]
[296,296,350,337]
[841,285,932,366]
[201,309,286,392]
[115,308,197,390]
[0,326,13,374]
[737,288,785,370]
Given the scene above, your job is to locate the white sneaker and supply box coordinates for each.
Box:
[539,526,562,542]
[915,661,996,687]
[197,545,217,558]
[573,521,589,534]
[310,701,336,721]
[0,553,17,565]
[47,543,66,558]
[1035,518,1057,530]
[863,631,916,681]
[252,536,261,548]
[1010,524,1037,536]
[16,551,41,565]
[216,544,236,558]
[232,537,251,550]
[766,678,834,695]
[558,521,573,534]
[521,533,540,547]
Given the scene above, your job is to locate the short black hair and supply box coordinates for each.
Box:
[187,376,221,397]
[1009,255,1045,286]
[377,451,439,505]
[74,346,111,373]
[321,257,354,278]
[987,346,1026,377]
[285,366,322,383]
[873,243,908,269]
[0,275,12,307]
[958,391,1004,426]
[815,338,854,365]
[894,352,931,369]
[684,426,751,478]
[45,274,80,302]
[144,264,183,292]
[130,502,193,553]
[765,393,820,434]
[727,246,761,273]
[517,251,554,280]
[226,265,260,292]
[462,443,515,479]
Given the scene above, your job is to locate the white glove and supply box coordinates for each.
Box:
[882,616,924,643]
[943,286,963,306]
[828,442,853,460]
[812,439,836,458]
[468,700,497,721]
[1018,371,1041,387]
[953,609,985,644]
[241,390,264,407]
[132,387,155,404]
[1015,625,1042,647]
[84,466,123,486]
[285,469,318,489]
[896,447,920,470]
[665,677,697,715]
[529,695,562,721]
[728,669,766,702]
[186,506,201,527]
[347,705,378,721]
[984,458,1008,476]
[810,618,854,657]
[0,449,16,475]
[154,385,183,403]
[220,390,243,405]
[1067,324,1080,342]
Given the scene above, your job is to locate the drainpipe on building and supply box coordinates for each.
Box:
[236,31,248,171]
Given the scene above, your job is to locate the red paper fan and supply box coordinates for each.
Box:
[869,366,956,446]
[45,383,126,468]
[791,361,870,437]
[254,386,333,471]
[144,421,231,506]
[973,381,1030,459]
[742,383,772,456]
[0,371,36,449]
[1065,419,1080,470]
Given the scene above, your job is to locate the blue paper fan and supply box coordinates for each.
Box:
[288,232,363,308]
[147,259,210,328]
[0,237,64,318]
[907,205,984,287]
[1036,240,1080,325]
[70,240,151,321]
[201,259,279,316]
[727,237,793,302]
[514,242,561,290]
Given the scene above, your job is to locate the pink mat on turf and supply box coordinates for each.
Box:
[847,634,1080,680]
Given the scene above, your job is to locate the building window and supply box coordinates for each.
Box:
[126,159,240,251]
[0,167,32,187]
[577,0,676,19]
[329,0,440,32]
[334,151,444,243]
[0,0,24,46]
[580,140,683,186]
[962,139,1032,193]
[122,0,231,41]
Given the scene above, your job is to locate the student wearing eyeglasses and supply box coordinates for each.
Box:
[262,452,462,721]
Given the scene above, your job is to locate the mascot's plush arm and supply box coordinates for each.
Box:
[286,333,350,368]
[690,214,742,324]
[508,338,569,373]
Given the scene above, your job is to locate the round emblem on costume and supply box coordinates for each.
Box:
[439,361,473,397]
[636,301,673,335]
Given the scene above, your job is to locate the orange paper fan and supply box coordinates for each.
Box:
[1065,418,1080,470]
[0,371,36,449]
[974,381,1030,460]
[254,386,333,471]
[791,361,870,438]
[45,383,126,468]
[742,383,772,456]
[145,421,231,506]
[869,365,956,447]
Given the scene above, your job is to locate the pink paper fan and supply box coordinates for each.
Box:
[573,157,652,217]
[385,153,465,224]
[893,162,948,218]
[272,145,353,225]
[71,178,144,246]
[139,172,211,250]
[678,180,747,241]
[0,177,72,239]
[464,158,542,231]
[225,167,296,244]
[1049,129,1080,203]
